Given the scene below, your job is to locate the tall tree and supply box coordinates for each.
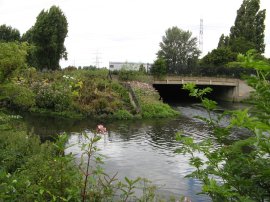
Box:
[157,26,200,74]
[24,6,68,70]
[202,0,266,68]
[217,34,229,48]
[0,24,20,42]
[230,0,266,53]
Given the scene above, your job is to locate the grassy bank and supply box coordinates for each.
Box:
[0,68,178,120]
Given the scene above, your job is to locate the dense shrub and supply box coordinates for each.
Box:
[151,58,167,78]
[178,71,270,201]
[0,42,28,82]
[0,131,41,174]
[118,69,149,82]
[0,67,177,119]
[113,109,133,120]
[32,83,72,112]
[70,68,109,80]
[0,83,35,109]
[111,81,131,107]
[141,103,179,118]
[131,81,179,119]
[0,131,80,201]
[75,79,124,116]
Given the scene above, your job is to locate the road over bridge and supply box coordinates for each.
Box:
[152,76,254,102]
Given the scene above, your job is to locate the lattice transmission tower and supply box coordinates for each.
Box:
[199,18,203,54]
[93,50,102,68]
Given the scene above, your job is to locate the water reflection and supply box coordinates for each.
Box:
[23,110,214,201]
[23,102,248,201]
[65,119,210,201]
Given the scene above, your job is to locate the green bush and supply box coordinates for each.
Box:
[0,131,41,173]
[0,131,80,201]
[151,58,167,78]
[178,81,270,201]
[0,83,35,109]
[141,103,179,118]
[33,83,72,112]
[0,42,29,82]
[69,68,109,80]
[118,69,147,82]
[75,79,125,116]
[113,109,133,120]
[111,81,131,106]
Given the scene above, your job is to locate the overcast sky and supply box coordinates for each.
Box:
[0,0,269,68]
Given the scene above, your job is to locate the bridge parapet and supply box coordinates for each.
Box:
[153,76,238,86]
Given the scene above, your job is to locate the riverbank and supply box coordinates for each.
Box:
[0,68,178,120]
[0,102,211,201]
[0,111,166,201]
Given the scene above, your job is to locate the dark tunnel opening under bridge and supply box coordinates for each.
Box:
[153,84,236,103]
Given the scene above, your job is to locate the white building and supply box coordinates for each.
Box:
[109,62,152,72]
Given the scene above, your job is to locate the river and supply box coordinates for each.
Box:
[22,101,248,201]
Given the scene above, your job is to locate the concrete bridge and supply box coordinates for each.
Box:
[152,76,254,102]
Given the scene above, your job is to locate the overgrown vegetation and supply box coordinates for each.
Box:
[0,54,176,119]
[131,81,179,118]
[0,113,165,201]
[176,52,270,201]
[113,69,152,83]
[1,0,270,201]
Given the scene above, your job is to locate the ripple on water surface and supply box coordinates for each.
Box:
[66,117,212,201]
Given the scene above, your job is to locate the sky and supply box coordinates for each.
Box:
[0,0,269,68]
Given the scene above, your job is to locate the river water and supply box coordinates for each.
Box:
[22,102,248,201]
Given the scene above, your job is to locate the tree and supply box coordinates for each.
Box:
[0,42,29,82]
[200,47,237,67]
[24,6,68,70]
[151,58,167,78]
[203,0,266,68]
[217,34,229,48]
[219,0,266,54]
[157,26,200,74]
[0,24,20,42]
[230,0,265,53]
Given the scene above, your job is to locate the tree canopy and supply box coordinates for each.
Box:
[230,0,265,53]
[202,0,266,68]
[0,24,20,42]
[217,0,266,54]
[23,6,68,70]
[200,47,237,67]
[157,26,200,74]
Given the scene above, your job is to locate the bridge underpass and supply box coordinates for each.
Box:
[152,76,254,102]
[153,84,236,103]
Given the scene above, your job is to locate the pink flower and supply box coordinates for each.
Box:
[96,124,107,134]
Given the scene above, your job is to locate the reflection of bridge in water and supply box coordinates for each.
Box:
[152,76,254,102]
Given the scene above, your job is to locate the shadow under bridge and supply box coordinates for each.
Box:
[152,76,253,102]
